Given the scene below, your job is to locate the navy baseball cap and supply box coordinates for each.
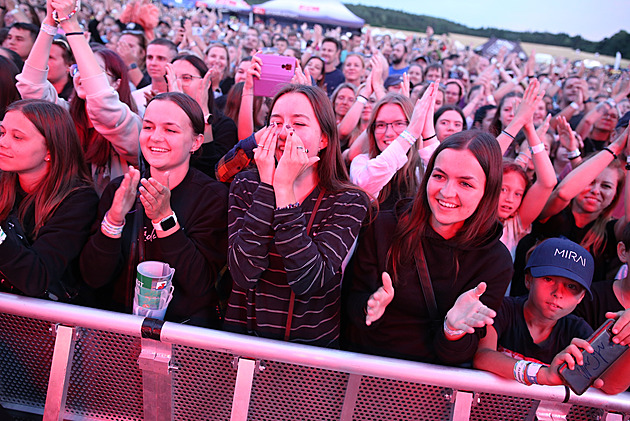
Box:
[525,238,594,299]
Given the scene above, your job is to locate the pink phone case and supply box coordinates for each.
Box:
[253,54,296,97]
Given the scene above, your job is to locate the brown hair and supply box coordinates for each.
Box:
[366,93,422,204]
[388,130,503,281]
[0,100,92,237]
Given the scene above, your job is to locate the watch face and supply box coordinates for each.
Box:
[160,216,176,231]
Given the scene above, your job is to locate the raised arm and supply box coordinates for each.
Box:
[498,79,545,155]
[516,116,557,228]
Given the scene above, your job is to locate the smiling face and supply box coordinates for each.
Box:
[427,148,486,239]
[205,45,228,76]
[268,92,327,164]
[0,110,50,187]
[343,55,364,83]
[573,166,619,216]
[498,170,527,219]
[172,59,203,98]
[140,99,202,173]
[373,103,408,152]
[525,275,585,322]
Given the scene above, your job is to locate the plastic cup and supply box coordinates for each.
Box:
[137,261,175,290]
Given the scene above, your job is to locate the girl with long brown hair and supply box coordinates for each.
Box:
[0,99,98,301]
[344,130,513,363]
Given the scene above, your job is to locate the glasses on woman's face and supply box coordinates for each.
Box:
[374,120,408,134]
[176,74,202,85]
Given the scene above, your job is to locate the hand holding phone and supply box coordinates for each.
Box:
[253,54,296,98]
[559,319,629,395]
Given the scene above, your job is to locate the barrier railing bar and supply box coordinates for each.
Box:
[43,325,76,421]
[230,358,256,421]
[451,390,474,421]
[339,373,362,421]
[2,293,629,415]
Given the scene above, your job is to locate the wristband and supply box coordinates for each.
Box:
[64,31,84,37]
[275,202,300,211]
[101,211,125,238]
[399,130,417,146]
[423,133,437,141]
[529,143,545,155]
[566,149,581,159]
[603,147,617,160]
[513,360,530,385]
[40,22,58,36]
[526,362,543,385]
[356,95,368,105]
[443,317,465,337]
[626,156,630,164]
[0,226,6,245]
[486,94,494,103]
[569,102,579,111]
[501,130,515,140]
[606,98,617,108]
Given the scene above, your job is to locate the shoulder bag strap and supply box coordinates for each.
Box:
[284,189,325,341]
[414,243,439,321]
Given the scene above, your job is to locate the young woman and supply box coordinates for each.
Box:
[16,0,141,195]
[80,93,229,327]
[349,86,439,209]
[0,99,98,301]
[342,53,365,87]
[205,42,230,98]
[304,56,325,89]
[331,83,357,125]
[344,130,513,363]
[434,105,466,141]
[224,84,370,347]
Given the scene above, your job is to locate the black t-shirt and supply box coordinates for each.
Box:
[325,68,345,96]
[494,296,593,364]
[573,279,624,329]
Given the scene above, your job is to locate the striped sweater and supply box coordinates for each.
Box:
[224,171,369,347]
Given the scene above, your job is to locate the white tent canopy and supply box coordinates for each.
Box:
[253,0,364,28]
[194,0,252,13]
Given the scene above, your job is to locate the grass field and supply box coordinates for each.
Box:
[370,26,630,68]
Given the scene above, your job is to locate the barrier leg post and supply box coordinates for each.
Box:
[43,324,76,421]
[230,357,257,421]
[137,338,173,421]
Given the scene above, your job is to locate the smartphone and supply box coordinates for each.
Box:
[253,54,296,98]
[559,319,629,395]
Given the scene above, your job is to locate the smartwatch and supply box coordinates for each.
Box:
[152,212,178,232]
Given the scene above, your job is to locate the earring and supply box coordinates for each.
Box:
[44,157,50,162]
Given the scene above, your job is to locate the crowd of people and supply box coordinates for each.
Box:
[1,0,630,395]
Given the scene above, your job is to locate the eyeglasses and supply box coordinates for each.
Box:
[374,120,408,134]
[176,74,202,84]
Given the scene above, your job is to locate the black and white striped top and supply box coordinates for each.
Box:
[225,171,369,347]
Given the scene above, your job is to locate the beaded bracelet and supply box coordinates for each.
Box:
[40,22,58,36]
[52,0,80,24]
[399,130,417,146]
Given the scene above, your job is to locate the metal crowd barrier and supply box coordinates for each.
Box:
[0,292,628,421]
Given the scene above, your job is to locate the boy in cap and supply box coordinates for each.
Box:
[474,238,599,386]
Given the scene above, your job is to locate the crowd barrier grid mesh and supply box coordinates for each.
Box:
[1,293,630,421]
